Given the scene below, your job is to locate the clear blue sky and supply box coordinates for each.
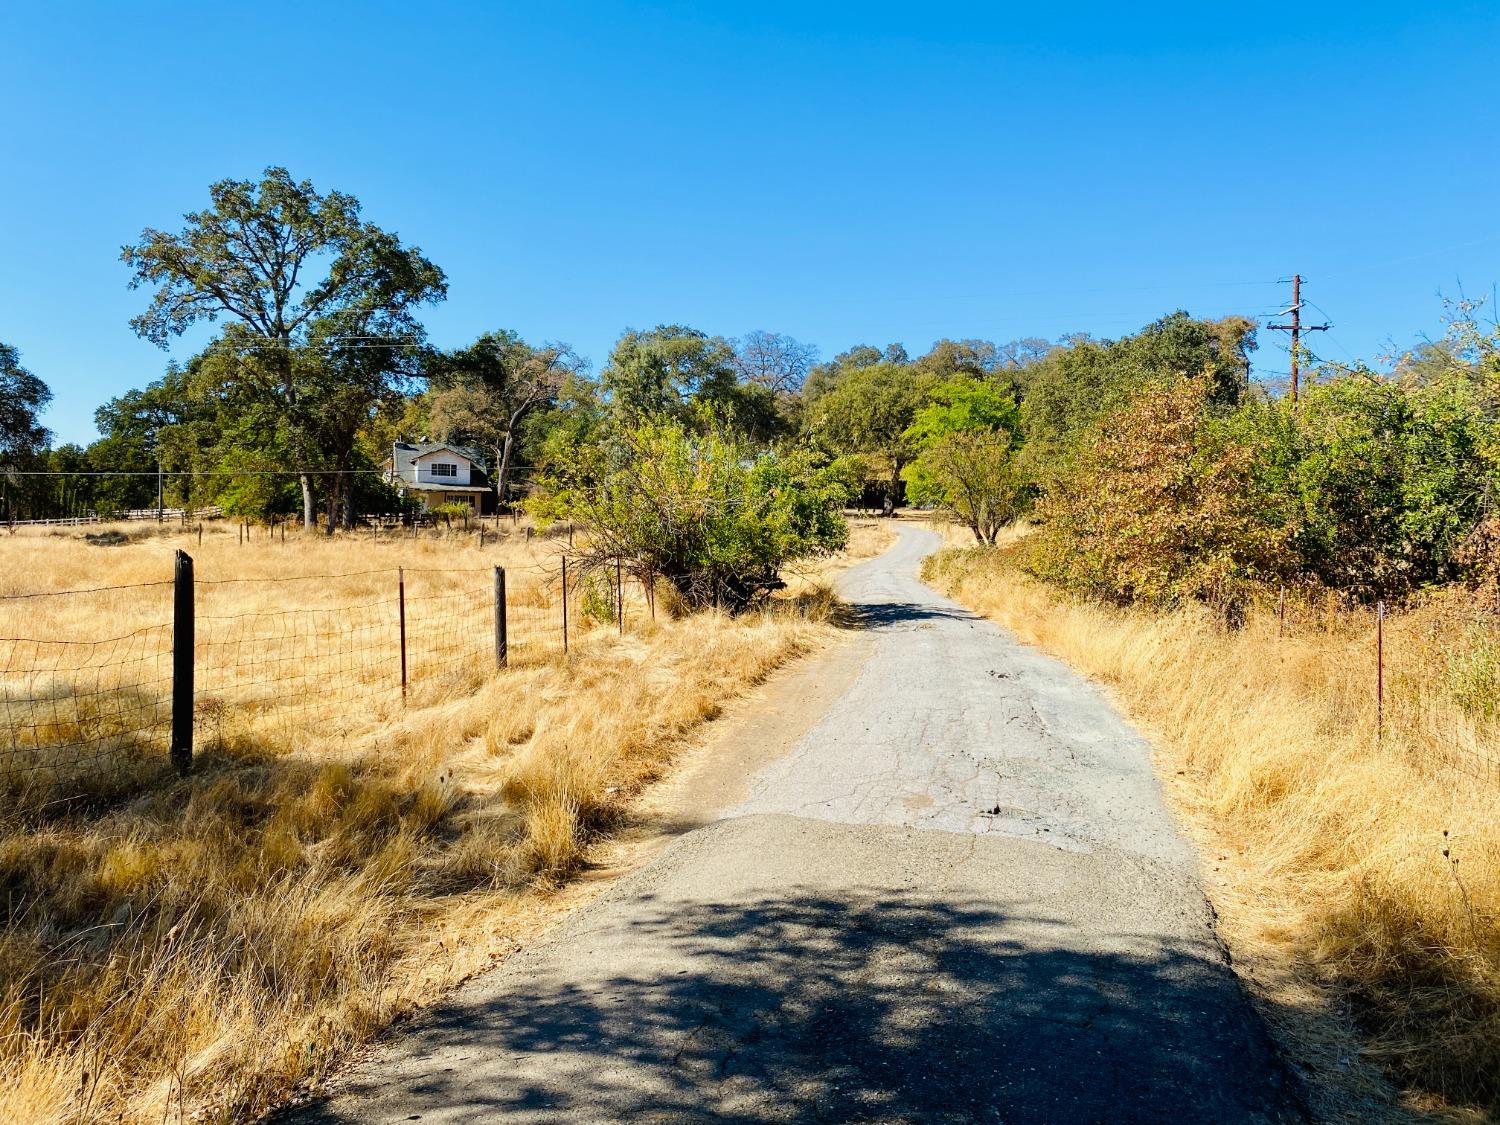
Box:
[4,1,1499,445]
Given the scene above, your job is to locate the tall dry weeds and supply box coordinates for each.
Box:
[0,518,885,1123]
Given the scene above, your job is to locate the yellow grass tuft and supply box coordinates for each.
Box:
[927,545,1500,1121]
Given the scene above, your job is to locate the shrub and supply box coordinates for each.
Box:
[1026,375,1287,617]
[530,420,852,612]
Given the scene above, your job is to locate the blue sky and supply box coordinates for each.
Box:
[4,1,1499,445]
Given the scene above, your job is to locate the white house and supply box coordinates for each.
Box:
[382,441,493,512]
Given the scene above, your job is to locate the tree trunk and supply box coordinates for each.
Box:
[324,478,339,536]
[300,473,317,528]
[883,461,902,518]
[495,431,515,512]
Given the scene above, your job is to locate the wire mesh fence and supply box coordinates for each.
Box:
[0,622,175,802]
[0,553,654,810]
[1269,585,1500,786]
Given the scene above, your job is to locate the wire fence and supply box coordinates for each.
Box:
[0,553,651,811]
[1270,586,1500,786]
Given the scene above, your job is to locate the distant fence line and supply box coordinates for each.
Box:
[0,553,647,809]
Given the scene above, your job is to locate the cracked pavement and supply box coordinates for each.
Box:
[286,523,1302,1124]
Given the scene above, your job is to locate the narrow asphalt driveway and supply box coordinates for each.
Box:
[288,524,1301,1124]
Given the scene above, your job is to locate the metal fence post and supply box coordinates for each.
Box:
[398,566,408,701]
[1277,585,1285,638]
[561,556,569,655]
[170,550,194,775]
[616,557,624,634]
[1377,600,1385,740]
[495,566,508,668]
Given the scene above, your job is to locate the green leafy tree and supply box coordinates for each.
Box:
[909,432,1026,544]
[0,342,51,461]
[903,377,1026,542]
[804,362,935,513]
[601,324,783,440]
[0,342,53,521]
[122,166,446,527]
[1233,369,1491,600]
[804,342,909,402]
[1023,312,1255,448]
[530,420,852,612]
[426,331,583,505]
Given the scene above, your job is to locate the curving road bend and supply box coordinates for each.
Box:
[288,523,1301,1124]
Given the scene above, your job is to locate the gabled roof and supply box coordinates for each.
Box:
[387,441,487,479]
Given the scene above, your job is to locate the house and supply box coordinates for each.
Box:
[382,441,494,513]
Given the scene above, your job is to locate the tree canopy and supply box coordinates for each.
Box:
[122,166,446,526]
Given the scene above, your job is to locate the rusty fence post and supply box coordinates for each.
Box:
[617,557,624,635]
[398,566,408,702]
[495,566,508,668]
[1377,600,1385,740]
[1277,585,1286,638]
[561,556,570,655]
[170,550,194,776]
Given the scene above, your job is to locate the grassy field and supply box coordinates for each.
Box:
[925,535,1500,1123]
[0,517,891,1124]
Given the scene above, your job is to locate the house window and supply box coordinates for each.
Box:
[430,462,458,478]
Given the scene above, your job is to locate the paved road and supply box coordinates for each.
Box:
[289,524,1301,1124]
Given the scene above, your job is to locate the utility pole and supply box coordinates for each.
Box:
[1266,273,1331,404]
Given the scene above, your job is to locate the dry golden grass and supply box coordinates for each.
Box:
[0,517,884,1124]
[926,546,1500,1122]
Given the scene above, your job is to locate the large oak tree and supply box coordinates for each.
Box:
[122,167,446,526]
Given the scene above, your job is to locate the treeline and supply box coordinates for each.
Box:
[5,165,1500,616]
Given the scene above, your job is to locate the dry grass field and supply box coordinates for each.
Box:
[0,516,891,1124]
[926,539,1500,1122]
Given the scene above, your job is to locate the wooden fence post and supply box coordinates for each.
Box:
[1377,601,1385,740]
[495,566,508,668]
[398,566,408,702]
[170,550,194,775]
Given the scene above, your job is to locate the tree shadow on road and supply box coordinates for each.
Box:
[289,889,1302,1124]
[849,601,981,631]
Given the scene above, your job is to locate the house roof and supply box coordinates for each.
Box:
[387,441,488,480]
[401,481,490,493]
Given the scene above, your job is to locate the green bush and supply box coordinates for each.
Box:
[530,420,852,612]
